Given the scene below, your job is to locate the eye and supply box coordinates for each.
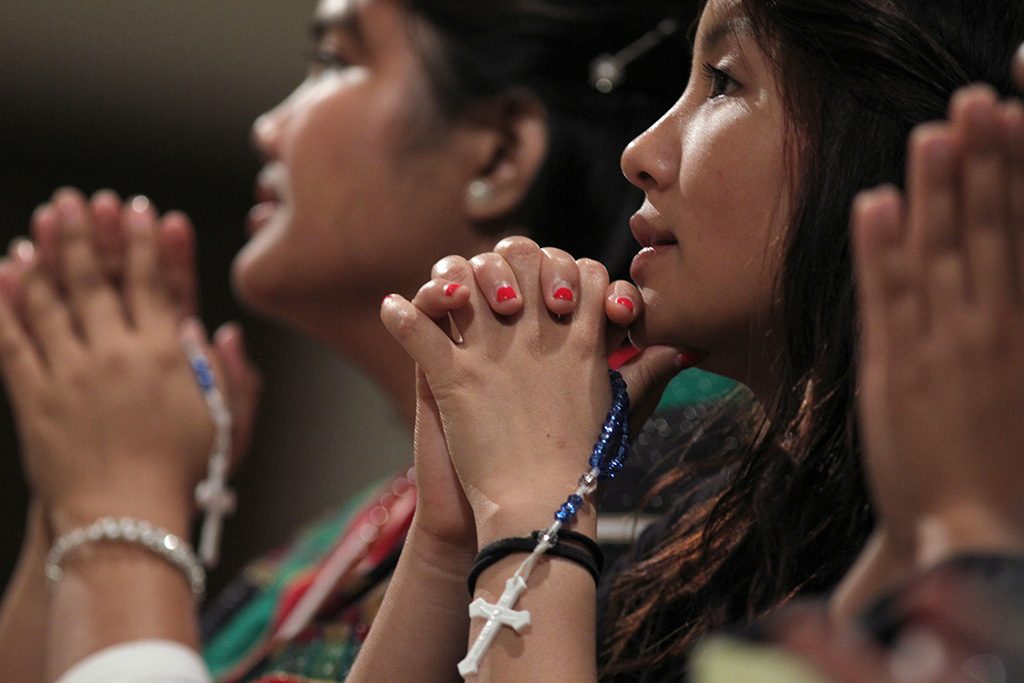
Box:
[307,47,351,77]
[701,63,740,99]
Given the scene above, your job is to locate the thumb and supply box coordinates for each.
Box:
[618,346,701,431]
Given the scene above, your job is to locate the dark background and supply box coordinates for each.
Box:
[0,1,412,596]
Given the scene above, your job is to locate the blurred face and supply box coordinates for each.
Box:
[235,0,491,336]
[621,0,792,391]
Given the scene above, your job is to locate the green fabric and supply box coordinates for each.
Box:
[656,369,736,409]
[203,481,384,678]
[690,637,833,683]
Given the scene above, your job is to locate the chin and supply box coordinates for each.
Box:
[230,249,289,320]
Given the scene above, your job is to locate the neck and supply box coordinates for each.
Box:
[317,305,418,428]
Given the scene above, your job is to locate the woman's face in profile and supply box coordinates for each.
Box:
[233,0,490,334]
[621,0,793,391]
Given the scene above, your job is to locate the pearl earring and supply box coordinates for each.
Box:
[466,179,495,208]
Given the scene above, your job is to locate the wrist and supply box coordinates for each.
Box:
[49,493,193,540]
[474,491,598,549]
[404,522,478,579]
[914,503,1024,570]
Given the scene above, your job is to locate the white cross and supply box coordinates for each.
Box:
[195,466,236,566]
[458,575,532,677]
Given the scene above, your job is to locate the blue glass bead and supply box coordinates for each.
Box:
[567,494,583,509]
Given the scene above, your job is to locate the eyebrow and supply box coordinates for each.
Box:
[697,15,754,55]
[309,7,365,47]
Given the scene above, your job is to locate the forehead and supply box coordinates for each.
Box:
[695,0,754,54]
[316,0,357,19]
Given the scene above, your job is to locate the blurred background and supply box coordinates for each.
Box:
[0,1,412,594]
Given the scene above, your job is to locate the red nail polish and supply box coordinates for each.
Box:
[616,296,635,313]
[496,285,517,302]
[444,283,462,297]
[676,351,702,368]
[553,287,574,301]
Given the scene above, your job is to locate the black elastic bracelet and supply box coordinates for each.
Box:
[467,531,602,596]
[531,529,605,574]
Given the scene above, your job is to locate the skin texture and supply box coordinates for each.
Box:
[620,0,791,401]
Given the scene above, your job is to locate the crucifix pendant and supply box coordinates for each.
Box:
[458,575,531,677]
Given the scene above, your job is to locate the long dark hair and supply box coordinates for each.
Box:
[402,0,699,278]
[602,0,1024,677]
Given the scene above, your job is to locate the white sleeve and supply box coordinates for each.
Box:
[55,640,212,683]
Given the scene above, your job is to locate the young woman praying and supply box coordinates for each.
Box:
[374,0,1024,680]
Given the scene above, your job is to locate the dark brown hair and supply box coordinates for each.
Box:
[601,0,1024,677]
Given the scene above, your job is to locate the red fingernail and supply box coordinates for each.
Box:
[444,283,461,297]
[553,286,574,302]
[616,296,635,313]
[676,351,702,368]
[496,285,517,302]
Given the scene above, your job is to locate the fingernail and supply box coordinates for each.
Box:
[553,284,574,302]
[129,195,152,214]
[675,351,702,368]
[57,195,81,223]
[444,283,462,297]
[382,294,393,305]
[496,283,517,302]
[9,239,35,265]
[615,296,635,313]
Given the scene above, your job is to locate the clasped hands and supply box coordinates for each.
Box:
[0,189,260,540]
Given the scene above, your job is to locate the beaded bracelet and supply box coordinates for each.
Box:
[458,369,630,677]
[467,530,603,596]
[45,517,206,597]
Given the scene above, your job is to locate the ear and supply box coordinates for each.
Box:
[459,92,549,224]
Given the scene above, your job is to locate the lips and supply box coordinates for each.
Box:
[246,201,279,236]
[248,164,288,235]
[629,211,677,249]
[629,209,677,281]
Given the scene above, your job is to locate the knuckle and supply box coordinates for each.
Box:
[389,304,421,339]
[469,252,504,271]
[70,263,104,291]
[97,345,130,376]
[153,340,185,371]
[432,256,470,280]
[60,360,91,392]
[541,247,575,263]
[494,236,540,258]
[577,258,610,285]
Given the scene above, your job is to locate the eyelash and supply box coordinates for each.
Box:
[701,62,739,99]
[307,48,350,74]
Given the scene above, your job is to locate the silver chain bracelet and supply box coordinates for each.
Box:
[45,516,206,597]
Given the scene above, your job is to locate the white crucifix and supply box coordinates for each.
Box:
[458,575,532,677]
[195,466,236,567]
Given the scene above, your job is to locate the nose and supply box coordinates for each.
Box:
[251,101,287,161]
[621,107,680,193]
